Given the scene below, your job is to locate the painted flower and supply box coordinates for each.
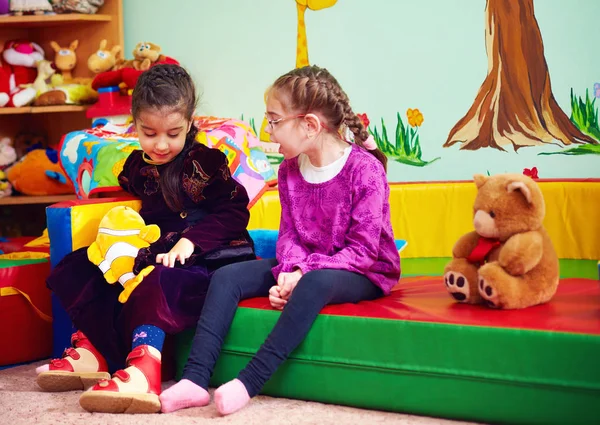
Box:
[357,113,370,129]
[523,167,539,179]
[407,108,424,127]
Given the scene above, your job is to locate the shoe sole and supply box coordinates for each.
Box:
[37,371,111,392]
[79,391,161,414]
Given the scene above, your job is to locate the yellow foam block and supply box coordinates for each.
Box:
[248,190,281,231]
[64,180,600,260]
[248,181,600,260]
[70,200,142,250]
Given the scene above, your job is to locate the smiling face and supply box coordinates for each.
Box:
[135,108,191,165]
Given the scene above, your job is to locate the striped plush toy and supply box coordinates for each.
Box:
[87,206,160,303]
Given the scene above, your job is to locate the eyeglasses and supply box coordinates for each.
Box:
[264,113,306,130]
[264,113,339,137]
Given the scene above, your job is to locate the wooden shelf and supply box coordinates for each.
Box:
[0,13,112,28]
[0,105,90,115]
[0,194,76,206]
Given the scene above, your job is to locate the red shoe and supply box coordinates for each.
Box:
[36,331,110,392]
[79,344,162,414]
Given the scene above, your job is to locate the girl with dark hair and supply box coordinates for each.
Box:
[36,64,254,414]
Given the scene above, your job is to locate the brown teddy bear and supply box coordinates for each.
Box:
[443,173,559,309]
[116,42,165,72]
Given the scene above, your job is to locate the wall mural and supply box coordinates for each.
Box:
[245,0,599,175]
[444,0,598,153]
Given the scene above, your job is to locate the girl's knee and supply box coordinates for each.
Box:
[210,264,242,291]
[212,262,241,280]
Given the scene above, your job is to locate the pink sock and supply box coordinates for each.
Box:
[214,379,251,416]
[159,379,210,413]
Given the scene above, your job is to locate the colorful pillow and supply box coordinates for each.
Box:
[59,116,277,208]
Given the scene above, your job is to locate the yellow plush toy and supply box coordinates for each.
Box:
[87,206,160,303]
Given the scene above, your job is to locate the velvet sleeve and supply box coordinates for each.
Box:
[180,147,250,253]
[294,161,387,275]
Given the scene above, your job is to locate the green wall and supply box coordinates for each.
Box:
[123,0,600,182]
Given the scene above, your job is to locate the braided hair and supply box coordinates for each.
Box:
[269,65,387,170]
[132,64,198,212]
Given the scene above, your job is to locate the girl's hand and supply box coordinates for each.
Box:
[155,237,195,268]
[278,269,303,300]
[268,285,287,310]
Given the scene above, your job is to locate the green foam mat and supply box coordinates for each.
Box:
[401,258,598,279]
[174,302,600,425]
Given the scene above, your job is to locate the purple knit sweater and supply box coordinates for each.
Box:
[271,144,401,295]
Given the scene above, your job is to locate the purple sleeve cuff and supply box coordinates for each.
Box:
[294,263,311,275]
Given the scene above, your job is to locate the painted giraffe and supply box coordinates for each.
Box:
[260,0,338,143]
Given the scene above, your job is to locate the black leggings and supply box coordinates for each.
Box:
[182,258,383,396]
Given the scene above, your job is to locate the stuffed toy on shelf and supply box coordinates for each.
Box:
[33,39,97,106]
[87,206,160,303]
[0,40,43,108]
[0,137,16,198]
[91,41,178,92]
[10,0,53,15]
[5,147,74,195]
[443,173,559,309]
[49,39,80,83]
[87,39,122,74]
[51,0,105,14]
[19,59,56,96]
[0,137,17,171]
[0,170,12,198]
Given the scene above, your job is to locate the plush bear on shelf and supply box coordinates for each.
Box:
[443,173,559,309]
[87,206,161,304]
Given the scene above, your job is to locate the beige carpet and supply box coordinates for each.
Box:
[0,361,481,425]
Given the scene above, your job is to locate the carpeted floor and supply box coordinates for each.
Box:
[0,361,481,425]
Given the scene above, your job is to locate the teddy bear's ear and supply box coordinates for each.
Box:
[147,42,161,53]
[507,181,532,204]
[473,174,488,189]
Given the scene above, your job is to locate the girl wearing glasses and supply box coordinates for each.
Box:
[160,65,401,415]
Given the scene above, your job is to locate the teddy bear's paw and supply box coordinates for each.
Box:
[478,276,500,308]
[444,271,471,303]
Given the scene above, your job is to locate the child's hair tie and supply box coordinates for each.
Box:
[362,135,377,151]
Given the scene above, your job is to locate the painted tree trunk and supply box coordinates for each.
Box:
[444,0,597,151]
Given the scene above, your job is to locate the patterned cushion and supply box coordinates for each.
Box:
[58,116,277,207]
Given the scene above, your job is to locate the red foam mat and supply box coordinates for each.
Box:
[239,277,600,335]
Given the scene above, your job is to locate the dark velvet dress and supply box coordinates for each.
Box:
[47,144,255,368]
